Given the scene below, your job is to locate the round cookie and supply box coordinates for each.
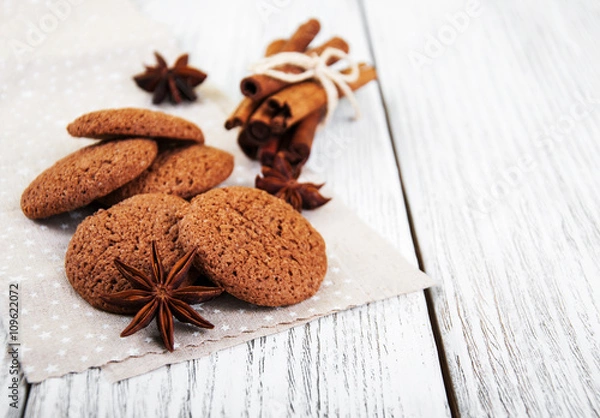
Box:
[67,108,204,143]
[178,186,327,307]
[65,193,193,314]
[99,144,234,205]
[21,138,158,219]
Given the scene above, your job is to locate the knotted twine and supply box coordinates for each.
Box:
[249,47,361,126]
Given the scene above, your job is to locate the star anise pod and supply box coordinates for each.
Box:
[101,242,222,351]
[134,52,207,104]
[255,152,331,212]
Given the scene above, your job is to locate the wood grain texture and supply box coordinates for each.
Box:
[23,0,450,417]
[363,0,600,416]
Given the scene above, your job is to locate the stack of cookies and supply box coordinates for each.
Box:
[20,107,234,219]
[65,187,327,312]
[21,108,327,316]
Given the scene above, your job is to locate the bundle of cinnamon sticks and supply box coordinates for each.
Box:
[226,18,377,210]
[225,19,376,166]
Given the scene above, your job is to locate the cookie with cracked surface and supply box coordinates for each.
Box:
[178,186,327,307]
[20,138,158,219]
[67,108,204,143]
[99,144,234,205]
[65,193,196,314]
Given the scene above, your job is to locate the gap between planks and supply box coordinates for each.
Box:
[357,0,460,416]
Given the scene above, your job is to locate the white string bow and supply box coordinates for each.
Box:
[250,47,361,126]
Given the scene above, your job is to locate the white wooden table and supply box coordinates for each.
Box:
[4,0,600,416]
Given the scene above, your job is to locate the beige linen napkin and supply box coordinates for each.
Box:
[0,0,434,383]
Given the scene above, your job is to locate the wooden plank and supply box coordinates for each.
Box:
[363,0,600,415]
[24,0,450,416]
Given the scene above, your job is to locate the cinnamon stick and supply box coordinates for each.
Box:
[237,128,259,160]
[225,98,261,130]
[240,18,322,100]
[307,37,350,63]
[265,39,287,57]
[271,113,287,135]
[257,135,281,167]
[280,18,321,53]
[225,37,289,130]
[248,101,277,141]
[286,107,323,166]
[267,63,377,129]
